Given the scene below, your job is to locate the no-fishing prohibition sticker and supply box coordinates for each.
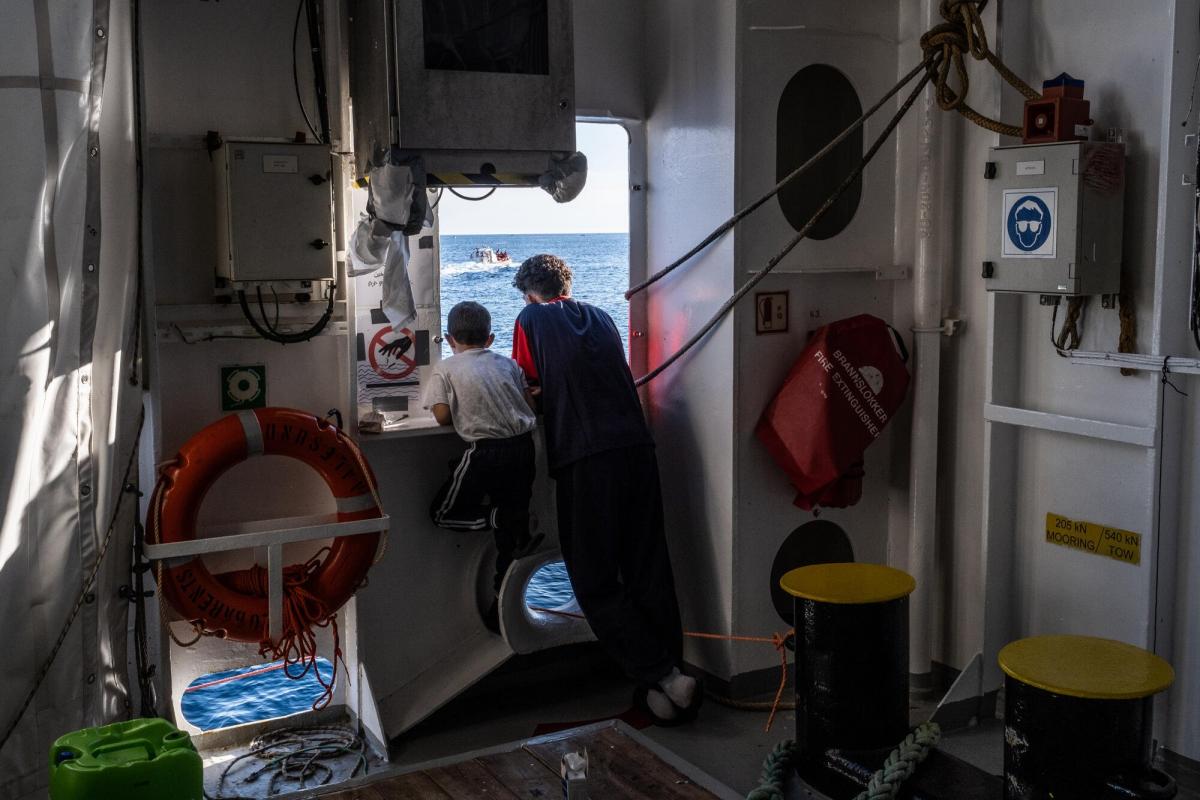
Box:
[368,326,417,380]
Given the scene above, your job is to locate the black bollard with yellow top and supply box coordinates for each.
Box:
[999,635,1176,800]
[780,562,1001,799]
[782,562,915,766]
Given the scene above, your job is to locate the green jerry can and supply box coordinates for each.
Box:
[49,717,203,799]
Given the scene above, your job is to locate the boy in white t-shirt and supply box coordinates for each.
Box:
[423,301,542,631]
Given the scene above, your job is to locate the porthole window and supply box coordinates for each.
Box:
[777,64,863,239]
[180,658,335,731]
[525,560,575,611]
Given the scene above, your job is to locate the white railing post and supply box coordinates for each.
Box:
[268,542,284,641]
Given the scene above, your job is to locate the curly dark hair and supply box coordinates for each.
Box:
[513,254,573,299]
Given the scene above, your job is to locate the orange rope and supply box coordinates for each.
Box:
[151,420,379,711]
[528,606,795,733]
[220,548,346,711]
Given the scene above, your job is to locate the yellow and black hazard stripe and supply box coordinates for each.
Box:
[354,171,541,190]
[426,171,540,187]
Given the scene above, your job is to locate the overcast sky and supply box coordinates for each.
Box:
[437,122,630,235]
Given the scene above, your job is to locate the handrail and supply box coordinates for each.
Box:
[142,513,389,640]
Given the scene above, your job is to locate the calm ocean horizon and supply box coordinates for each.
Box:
[438,232,630,358]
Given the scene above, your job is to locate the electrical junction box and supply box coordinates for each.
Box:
[215,140,335,283]
[984,141,1125,295]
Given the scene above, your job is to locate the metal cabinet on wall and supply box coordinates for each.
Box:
[349,0,575,179]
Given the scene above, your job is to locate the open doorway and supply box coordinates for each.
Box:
[436,121,631,610]
[436,121,631,358]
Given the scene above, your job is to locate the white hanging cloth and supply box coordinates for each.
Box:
[0,1,142,795]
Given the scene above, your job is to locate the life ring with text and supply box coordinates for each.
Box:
[150,408,382,644]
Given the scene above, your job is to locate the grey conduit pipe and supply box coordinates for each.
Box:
[906,0,948,686]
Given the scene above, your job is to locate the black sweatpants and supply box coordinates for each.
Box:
[554,445,684,685]
[430,432,536,592]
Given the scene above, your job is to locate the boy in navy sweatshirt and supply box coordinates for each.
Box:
[511,255,698,724]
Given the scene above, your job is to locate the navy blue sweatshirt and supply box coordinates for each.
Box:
[512,298,653,471]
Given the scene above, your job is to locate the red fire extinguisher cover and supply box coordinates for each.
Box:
[755,314,910,510]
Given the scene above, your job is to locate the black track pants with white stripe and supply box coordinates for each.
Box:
[554,445,684,685]
[430,432,535,592]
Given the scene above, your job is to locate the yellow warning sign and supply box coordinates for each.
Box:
[1045,513,1141,566]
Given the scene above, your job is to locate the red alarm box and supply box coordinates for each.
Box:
[1023,72,1093,144]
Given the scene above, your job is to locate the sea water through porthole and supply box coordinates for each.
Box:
[525,561,576,609]
[181,658,335,731]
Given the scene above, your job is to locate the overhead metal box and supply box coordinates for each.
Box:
[348,0,575,181]
[984,141,1125,295]
[214,141,335,283]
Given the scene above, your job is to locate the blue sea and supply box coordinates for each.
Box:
[525,561,578,609]
[438,232,630,358]
[181,658,335,731]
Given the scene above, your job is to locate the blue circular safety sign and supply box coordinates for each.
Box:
[1006,194,1053,252]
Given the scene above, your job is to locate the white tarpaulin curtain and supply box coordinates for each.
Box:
[0,0,142,795]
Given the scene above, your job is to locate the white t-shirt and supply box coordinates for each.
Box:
[422,348,537,441]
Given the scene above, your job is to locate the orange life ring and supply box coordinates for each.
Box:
[150,408,382,644]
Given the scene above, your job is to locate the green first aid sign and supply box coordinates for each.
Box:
[220,364,266,411]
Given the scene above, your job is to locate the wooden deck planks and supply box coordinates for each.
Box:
[322,769,451,799]
[315,723,724,800]
[425,759,522,798]
[476,749,564,799]
[525,726,715,799]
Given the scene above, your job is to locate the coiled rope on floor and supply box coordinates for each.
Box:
[209,725,367,799]
[744,721,942,800]
[630,0,1036,387]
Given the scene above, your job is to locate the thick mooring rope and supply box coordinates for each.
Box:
[745,738,802,800]
[853,722,942,800]
[744,722,941,800]
[919,0,1038,137]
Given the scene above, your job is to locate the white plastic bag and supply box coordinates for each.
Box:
[347,214,416,331]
